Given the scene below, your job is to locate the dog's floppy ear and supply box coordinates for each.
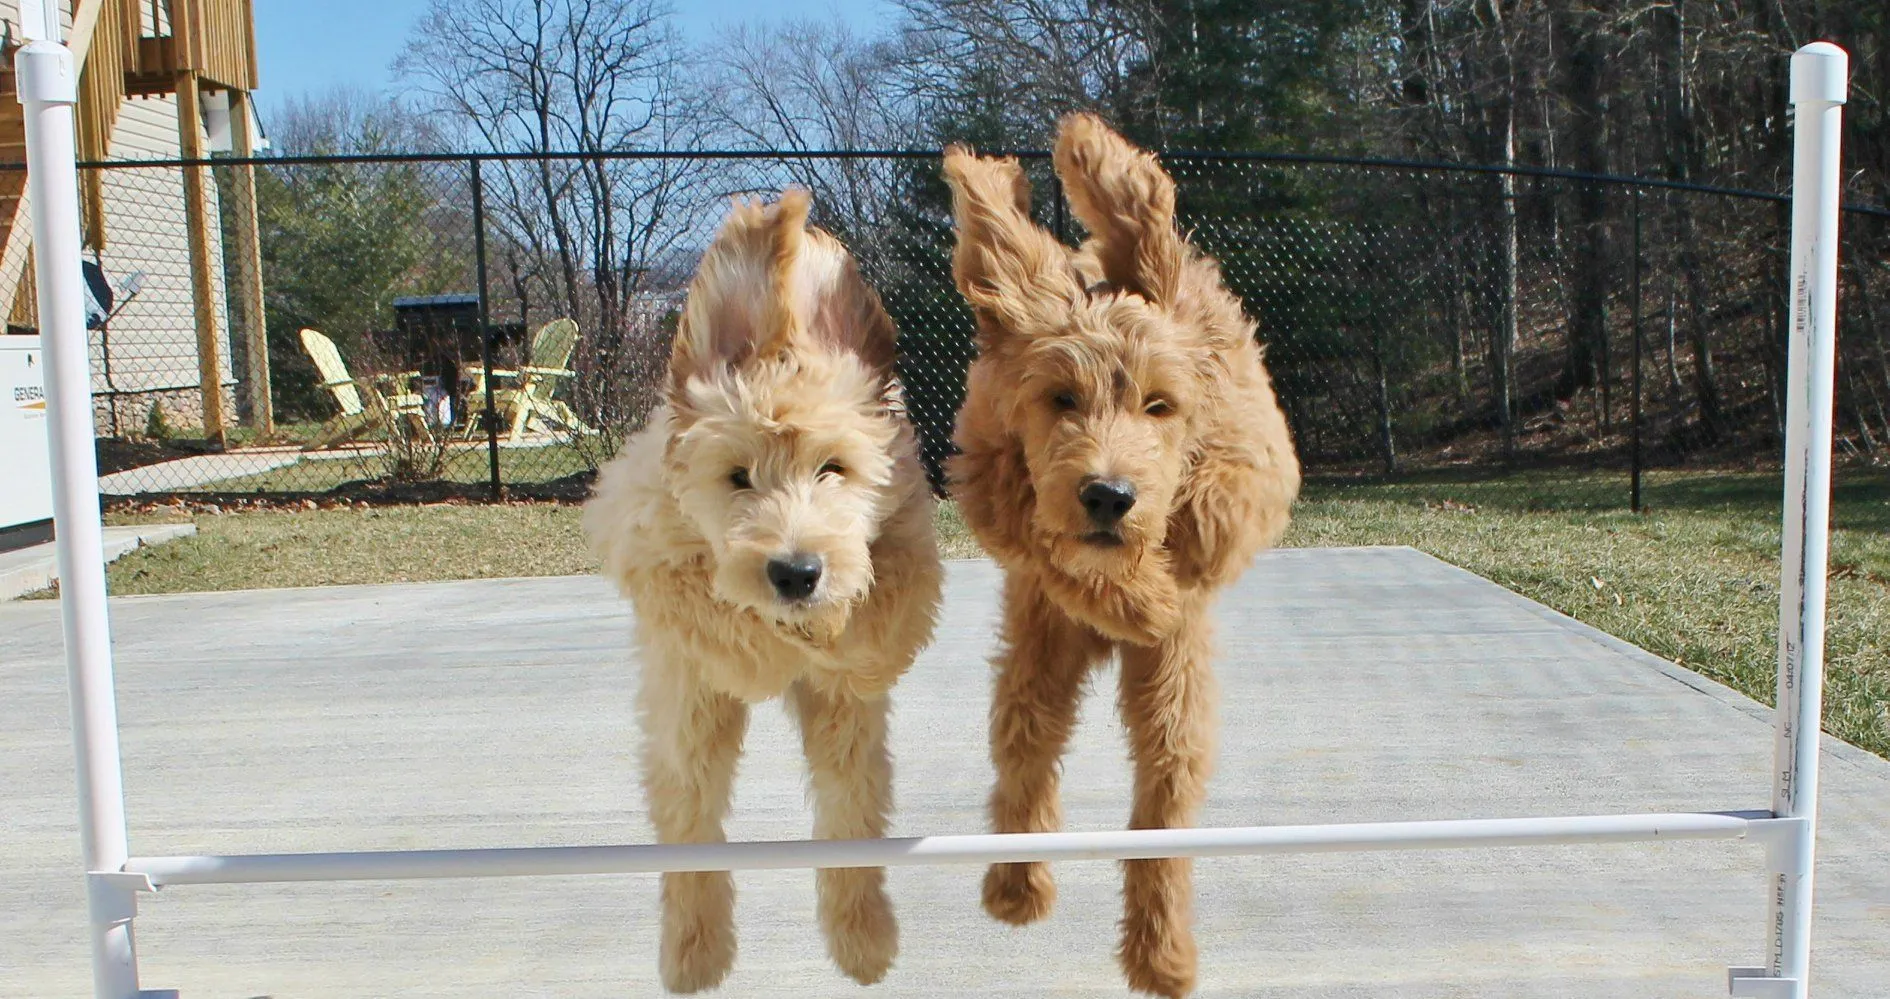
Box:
[669,189,809,390]
[784,225,899,376]
[941,145,1083,343]
[1052,113,1184,306]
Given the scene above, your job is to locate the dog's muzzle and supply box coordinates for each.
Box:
[766,553,823,602]
[1079,477,1137,532]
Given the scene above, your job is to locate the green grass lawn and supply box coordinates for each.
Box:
[99,503,592,591]
[78,467,1890,758]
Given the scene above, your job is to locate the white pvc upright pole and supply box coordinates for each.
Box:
[17,2,143,997]
[1769,41,1847,999]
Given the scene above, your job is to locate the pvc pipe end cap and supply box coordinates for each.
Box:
[1791,43,1849,106]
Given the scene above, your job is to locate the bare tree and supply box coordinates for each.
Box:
[398,0,709,316]
[713,20,919,153]
[891,0,1154,144]
[396,0,718,456]
[705,19,927,255]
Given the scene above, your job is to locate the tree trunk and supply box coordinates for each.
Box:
[1664,283,1684,399]
[536,160,582,323]
[1653,0,1724,441]
[1553,2,1609,413]
[1679,225,1722,439]
[1373,327,1397,476]
[1493,140,1519,458]
[1767,201,1790,438]
[1450,274,1469,408]
[1482,0,1520,460]
[1398,0,1434,108]
[1754,0,1792,442]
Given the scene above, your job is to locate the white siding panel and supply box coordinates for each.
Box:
[90,97,234,395]
[0,2,79,34]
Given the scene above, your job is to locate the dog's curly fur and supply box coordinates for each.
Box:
[584,190,942,993]
[942,114,1300,998]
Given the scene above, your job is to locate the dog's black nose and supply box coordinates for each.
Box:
[1079,477,1137,529]
[767,554,823,600]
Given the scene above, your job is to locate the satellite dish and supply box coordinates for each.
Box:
[82,260,111,329]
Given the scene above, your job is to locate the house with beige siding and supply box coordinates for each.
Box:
[0,0,261,442]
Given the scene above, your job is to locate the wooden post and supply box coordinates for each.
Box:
[226,89,269,436]
[175,72,226,445]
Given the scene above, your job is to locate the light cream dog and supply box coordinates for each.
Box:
[584,189,942,992]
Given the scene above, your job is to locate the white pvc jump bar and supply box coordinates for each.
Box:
[126,811,1779,887]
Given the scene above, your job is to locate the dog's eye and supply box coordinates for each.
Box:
[1144,396,1175,417]
[1051,391,1078,412]
[819,461,845,479]
[729,468,752,490]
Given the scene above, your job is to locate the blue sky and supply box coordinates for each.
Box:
[253,0,893,124]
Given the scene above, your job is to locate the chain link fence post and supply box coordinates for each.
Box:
[1631,187,1643,513]
[470,157,502,500]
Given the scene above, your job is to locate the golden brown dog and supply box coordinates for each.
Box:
[584,189,941,992]
[941,114,1300,997]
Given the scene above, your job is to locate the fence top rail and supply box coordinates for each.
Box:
[9,146,1885,218]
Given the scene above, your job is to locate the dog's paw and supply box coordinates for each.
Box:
[819,868,898,985]
[660,872,737,993]
[982,861,1056,925]
[1117,905,1198,999]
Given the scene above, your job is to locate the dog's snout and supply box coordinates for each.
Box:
[1079,477,1137,529]
[766,553,823,600]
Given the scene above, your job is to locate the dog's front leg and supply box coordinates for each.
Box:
[788,678,898,985]
[641,658,749,993]
[1114,599,1216,999]
[983,575,1108,925]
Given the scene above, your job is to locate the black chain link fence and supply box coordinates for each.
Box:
[50,151,1890,510]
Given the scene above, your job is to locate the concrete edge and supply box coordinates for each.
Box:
[1392,545,1888,779]
[0,523,197,601]
[105,522,197,558]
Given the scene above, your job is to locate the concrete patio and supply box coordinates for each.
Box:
[3,547,1886,997]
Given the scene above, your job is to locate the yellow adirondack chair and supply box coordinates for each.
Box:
[461,317,593,444]
[298,328,430,450]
